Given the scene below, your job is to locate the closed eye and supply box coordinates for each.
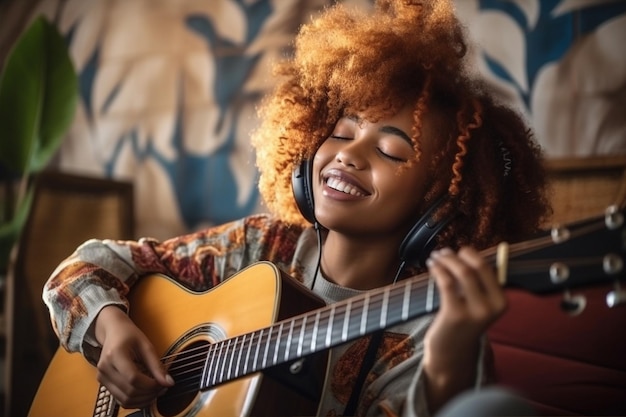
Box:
[377,148,406,163]
[330,135,352,140]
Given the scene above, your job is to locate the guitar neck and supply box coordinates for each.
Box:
[200,276,440,390]
[200,205,626,390]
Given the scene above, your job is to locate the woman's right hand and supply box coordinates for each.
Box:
[94,305,174,409]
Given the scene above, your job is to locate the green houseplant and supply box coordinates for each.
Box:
[0,15,78,273]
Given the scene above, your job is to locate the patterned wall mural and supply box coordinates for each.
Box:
[457,0,626,157]
[1,0,625,239]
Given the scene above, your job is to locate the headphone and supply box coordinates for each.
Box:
[292,159,456,267]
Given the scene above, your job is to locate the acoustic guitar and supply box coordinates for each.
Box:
[28,206,626,417]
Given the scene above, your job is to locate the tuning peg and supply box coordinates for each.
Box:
[560,290,586,315]
[605,205,624,230]
[606,282,626,308]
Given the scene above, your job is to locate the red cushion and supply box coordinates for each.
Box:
[488,286,626,416]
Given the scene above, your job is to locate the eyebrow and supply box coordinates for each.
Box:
[380,125,413,145]
[346,114,413,145]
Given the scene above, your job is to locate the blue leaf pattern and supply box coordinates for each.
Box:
[457,0,626,156]
[12,0,625,238]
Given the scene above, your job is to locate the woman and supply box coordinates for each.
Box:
[43,1,550,416]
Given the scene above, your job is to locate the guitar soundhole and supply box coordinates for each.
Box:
[156,339,210,416]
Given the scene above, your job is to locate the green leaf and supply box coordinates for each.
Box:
[0,15,78,175]
[31,18,79,172]
[0,184,34,272]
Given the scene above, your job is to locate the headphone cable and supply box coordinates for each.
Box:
[310,221,323,290]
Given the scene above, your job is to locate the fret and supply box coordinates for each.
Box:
[217,339,231,382]
[212,341,224,385]
[236,334,246,377]
[380,287,389,328]
[244,331,258,374]
[311,310,321,352]
[426,276,435,312]
[273,322,284,365]
[220,339,233,381]
[360,293,370,335]
[297,315,307,357]
[325,305,335,347]
[205,343,219,387]
[344,296,364,340]
[315,309,329,351]
[262,327,272,369]
[329,303,347,344]
[285,319,295,362]
[253,329,263,373]
[402,281,411,320]
[277,323,290,362]
[341,300,351,342]
[229,338,238,380]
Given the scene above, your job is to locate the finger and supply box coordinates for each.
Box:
[426,252,464,310]
[458,247,506,313]
[106,349,164,398]
[458,247,498,291]
[431,248,485,302]
[138,340,175,387]
[97,363,158,409]
[105,382,157,409]
[429,248,505,326]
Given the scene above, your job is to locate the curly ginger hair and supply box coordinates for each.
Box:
[251,0,551,251]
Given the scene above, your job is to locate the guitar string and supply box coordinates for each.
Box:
[153,216,613,400]
[158,215,608,363]
[160,258,610,404]
[157,278,438,400]
[161,245,600,386]
[163,279,547,395]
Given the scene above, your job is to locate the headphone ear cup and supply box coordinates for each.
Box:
[292,160,316,223]
[399,197,455,267]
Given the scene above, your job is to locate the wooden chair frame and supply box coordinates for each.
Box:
[3,171,134,417]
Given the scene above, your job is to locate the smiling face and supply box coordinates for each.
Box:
[312,105,437,238]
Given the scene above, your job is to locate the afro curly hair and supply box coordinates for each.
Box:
[251,0,551,251]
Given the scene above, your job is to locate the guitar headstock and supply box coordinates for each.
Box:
[504,205,625,310]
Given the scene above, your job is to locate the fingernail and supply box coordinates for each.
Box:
[431,247,452,258]
[425,258,435,268]
[166,374,175,385]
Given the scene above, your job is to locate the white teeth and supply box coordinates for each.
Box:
[326,177,366,196]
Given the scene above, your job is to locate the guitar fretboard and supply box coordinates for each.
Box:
[200,276,439,389]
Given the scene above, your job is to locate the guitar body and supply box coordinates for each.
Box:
[29,262,329,417]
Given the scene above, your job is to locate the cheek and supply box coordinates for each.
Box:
[314,140,334,161]
[312,141,336,174]
[381,167,424,194]
[379,168,428,210]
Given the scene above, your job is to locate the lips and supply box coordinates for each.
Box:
[322,169,370,197]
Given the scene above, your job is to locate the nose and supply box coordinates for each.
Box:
[336,140,367,169]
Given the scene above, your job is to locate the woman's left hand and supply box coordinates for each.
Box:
[422,246,507,413]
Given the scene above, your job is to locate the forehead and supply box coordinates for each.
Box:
[342,105,415,129]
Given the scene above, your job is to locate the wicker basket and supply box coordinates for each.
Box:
[545,155,626,226]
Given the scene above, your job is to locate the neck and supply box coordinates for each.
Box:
[320,232,405,290]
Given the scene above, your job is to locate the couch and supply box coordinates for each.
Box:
[488,155,626,415]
